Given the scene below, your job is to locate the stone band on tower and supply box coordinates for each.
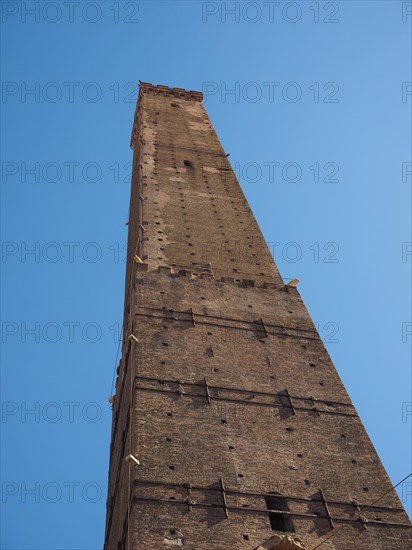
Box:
[104,82,411,549]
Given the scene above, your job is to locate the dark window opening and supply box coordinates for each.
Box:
[184,159,193,168]
[265,495,294,532]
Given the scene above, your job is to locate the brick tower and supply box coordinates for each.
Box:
[104,83,411,550]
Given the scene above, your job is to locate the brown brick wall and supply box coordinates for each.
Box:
[104,83,411,550]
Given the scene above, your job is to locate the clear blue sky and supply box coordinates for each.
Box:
[1,1,411,548]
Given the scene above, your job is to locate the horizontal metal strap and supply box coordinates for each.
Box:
[133,307,320,341]
[134,377,358,418]
[133,478,408,514]
[130,495,411,529]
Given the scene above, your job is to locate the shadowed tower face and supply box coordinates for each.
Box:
[104,83,411,550]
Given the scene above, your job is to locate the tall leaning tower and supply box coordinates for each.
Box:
[104,82,411,550]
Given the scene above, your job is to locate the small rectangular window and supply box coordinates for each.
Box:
[265,495,294,532]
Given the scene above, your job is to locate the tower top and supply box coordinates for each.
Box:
[138,81,203,101]
[130,82,203,148]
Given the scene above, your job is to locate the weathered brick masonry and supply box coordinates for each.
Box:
[104,83,411,549]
